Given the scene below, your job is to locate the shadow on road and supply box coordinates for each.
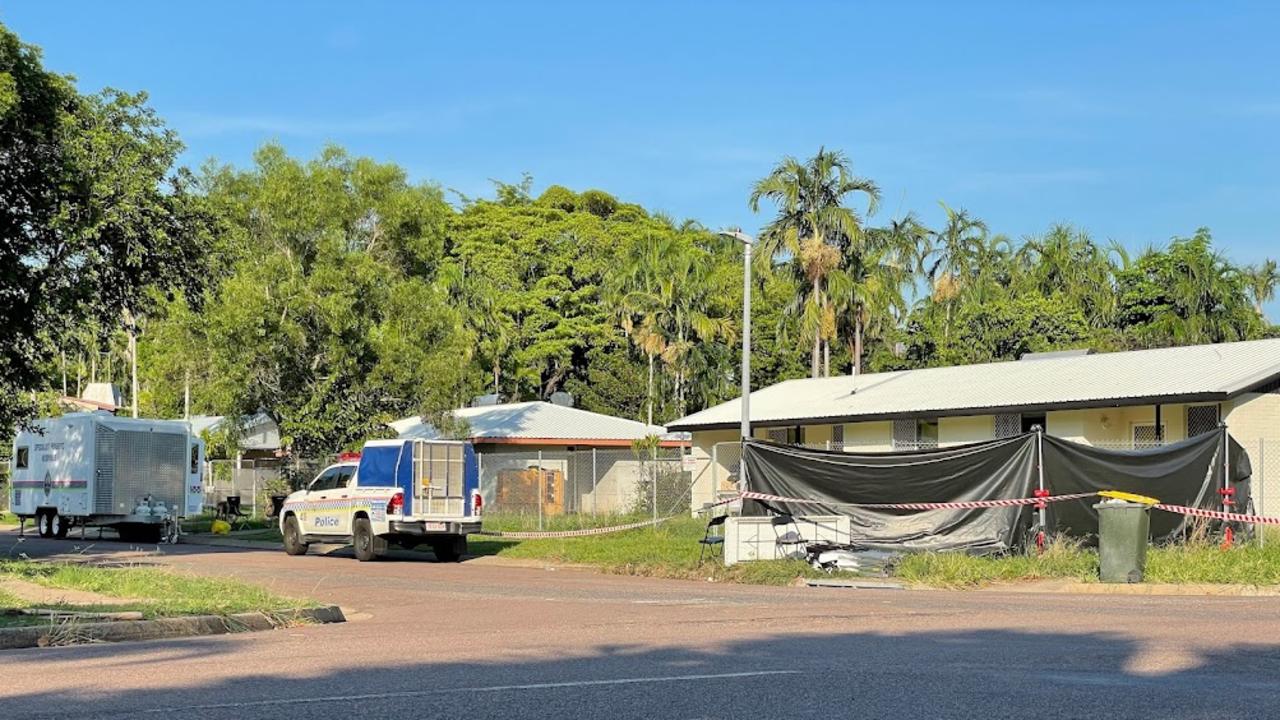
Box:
[3,626,1278,719]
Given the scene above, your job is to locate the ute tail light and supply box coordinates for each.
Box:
[472,491,483,516]
[387,492,404,515]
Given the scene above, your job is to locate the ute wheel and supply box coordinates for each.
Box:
[52,513,70,539]
[432,535,466,563]
[36,511,53,538]
[352,517,379,562]
[282,516,309,556]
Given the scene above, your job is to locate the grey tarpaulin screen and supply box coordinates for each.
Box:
[741,436,1038,553]
[1042,431,1252,543]
[740,430,1252,553]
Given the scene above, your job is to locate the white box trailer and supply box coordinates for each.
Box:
[9,413,204,543]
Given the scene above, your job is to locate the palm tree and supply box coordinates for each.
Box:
[607,233,677,426]
[833,213,926,374]
[1245,259,1279,319]
[925,203,987,339]
[1016,224,1119,328]
[749,148,880,378]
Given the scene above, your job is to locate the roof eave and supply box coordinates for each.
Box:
[667,389,1242,433]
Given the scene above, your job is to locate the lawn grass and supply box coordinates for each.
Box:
[0,559,315,628]
[182,511,275,534]
[894,529,1280,588]
[473,516,1280,589]
[0,511,18,525]
[470,515,830,585]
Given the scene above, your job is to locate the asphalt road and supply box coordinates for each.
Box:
[1,531,1278,719]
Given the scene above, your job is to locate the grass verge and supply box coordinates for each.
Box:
[470,515,830,586]
[895,529,1280,588]
[0,559,315,628]
[182,512,275,534]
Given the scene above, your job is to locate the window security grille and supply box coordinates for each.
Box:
[830,424,845,450]
[892,419,917,449]
[1132,424,1165,449]
[1187,405,1220,438]
[994,414,1021,439]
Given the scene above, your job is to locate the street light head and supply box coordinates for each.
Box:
[718,229,754,246]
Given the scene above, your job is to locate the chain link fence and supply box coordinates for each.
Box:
[202,457,313,518]
[476,447,692,529]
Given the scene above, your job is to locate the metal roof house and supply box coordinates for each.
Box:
[389,400,683,448]
[669,338,1280,515]
[390,401,685,516]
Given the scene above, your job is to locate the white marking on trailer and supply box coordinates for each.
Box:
[139,670,799,713]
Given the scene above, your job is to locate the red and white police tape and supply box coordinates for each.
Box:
[738,489,1097,510]
[1154,503,1280,526]
[474,515,676,539]
[473,492,1280,540]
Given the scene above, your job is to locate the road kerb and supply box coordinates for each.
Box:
[0,605,345,650]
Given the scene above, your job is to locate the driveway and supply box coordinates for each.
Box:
[1,531,1278,719]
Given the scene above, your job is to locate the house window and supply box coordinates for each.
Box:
[15,447,28,469]
[893,418,938,450]
[190,445,200,475]
[1187,405,1220,438]
[892,419,916,449]
[918,419,939,449]
[766,427,799,445]
[994,414,1021,439]
[1132,424,1166,449]
[830,424,845,451]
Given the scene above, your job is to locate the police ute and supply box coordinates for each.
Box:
[9,413,204,543]
[281,439,483,561]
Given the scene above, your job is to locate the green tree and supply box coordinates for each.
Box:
[924,203,988,339]
[1243,259,1279,319]
[749,148,881,378]
[143,144,466,455]
[0,24,212,433]
[1115,229,1264,347]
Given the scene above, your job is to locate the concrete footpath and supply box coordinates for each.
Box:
[2,530,1279,719]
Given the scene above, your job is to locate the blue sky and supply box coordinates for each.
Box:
[5,2,1279,318]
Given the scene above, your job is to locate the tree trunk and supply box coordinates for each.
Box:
[810,277,822,378]
[647,353,655,426]
[854,313,864,376]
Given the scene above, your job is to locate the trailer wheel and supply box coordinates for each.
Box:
[52,513,70,539]
[432,535,466,563]
[282,516,308,556]
[352,517,378,562]
[37,511,54,539]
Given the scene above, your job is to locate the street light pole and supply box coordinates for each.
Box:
[720,230,754,440]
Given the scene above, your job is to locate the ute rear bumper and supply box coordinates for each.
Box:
[389,519,482,536]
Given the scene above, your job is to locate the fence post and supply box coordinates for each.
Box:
[1259,439,1265,549]
[591,448,597,517]
[651,446,658,524]
[537,449,544,531]
[712,444,719,501]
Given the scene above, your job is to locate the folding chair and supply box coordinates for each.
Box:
[219,495,251,529]
[771,514,808,559]
[698,514,728,564]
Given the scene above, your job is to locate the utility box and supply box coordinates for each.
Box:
[1094,500,1151,583]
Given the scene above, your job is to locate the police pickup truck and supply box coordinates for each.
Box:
[280,439,482,562]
